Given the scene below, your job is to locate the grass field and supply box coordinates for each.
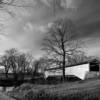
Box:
[7,78,100,100]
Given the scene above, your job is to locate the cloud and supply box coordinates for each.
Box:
[0,35,20,54]
[84,37,100,56]
[1,0,100,58]
[75,0,100,38]
[0,35,6,40]
[23,22,48,33]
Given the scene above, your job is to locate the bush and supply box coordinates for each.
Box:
[14,83,34,92]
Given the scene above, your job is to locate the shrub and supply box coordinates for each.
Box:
[14,83,33,92]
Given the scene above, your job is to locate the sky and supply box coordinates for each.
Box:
[0,0,100,58]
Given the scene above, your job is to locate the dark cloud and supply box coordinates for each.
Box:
[72,0,100,38]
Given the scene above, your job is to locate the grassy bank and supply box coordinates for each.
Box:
[7,78,100,100]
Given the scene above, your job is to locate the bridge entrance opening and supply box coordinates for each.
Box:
[90,60,99,71]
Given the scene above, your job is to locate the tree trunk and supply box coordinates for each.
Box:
[62,52,66,82]
[5,66,9,79]
[61,38,66,82]
[5,72,8,79]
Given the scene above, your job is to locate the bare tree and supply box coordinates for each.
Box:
[33,59,41,76]
[25,52,34,69]
[4,48,19,80]
[36,56,51,73]
[16,53,29,80]
[1,55,10,78]
[1,48,33,80]
[67,51,89,65]
[42,18,83,81]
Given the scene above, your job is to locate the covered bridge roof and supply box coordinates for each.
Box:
[45,59,100,71]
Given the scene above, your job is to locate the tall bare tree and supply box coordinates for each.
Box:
[42,18,83,81]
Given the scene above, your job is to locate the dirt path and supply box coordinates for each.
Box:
[0,92,15,100]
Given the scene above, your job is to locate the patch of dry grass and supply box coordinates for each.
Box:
[7,79,100,100]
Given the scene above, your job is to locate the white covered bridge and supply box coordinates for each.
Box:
[44,59,100,80]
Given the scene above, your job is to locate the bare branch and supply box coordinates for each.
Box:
[1,0,34,8]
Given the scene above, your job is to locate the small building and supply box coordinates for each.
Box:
[44,59,100,80]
